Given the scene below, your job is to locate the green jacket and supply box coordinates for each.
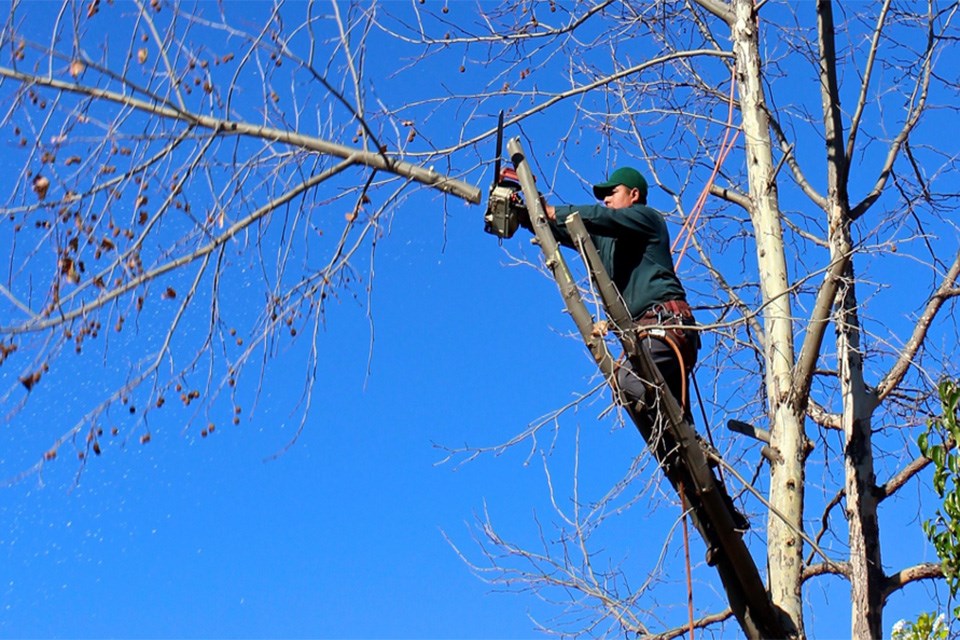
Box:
[551,203,686,318]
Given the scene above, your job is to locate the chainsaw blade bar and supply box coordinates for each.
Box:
[492,110,504,186]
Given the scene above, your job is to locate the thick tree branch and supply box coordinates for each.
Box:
[877,454,932,502]
[882,563,944,602]
[791,248,854,411]
[791,0,855,414]
[816,0,850,200]
[807,399,841,431]
[709,183,752,211]
[802,561,850,581]
[690,0,735,25]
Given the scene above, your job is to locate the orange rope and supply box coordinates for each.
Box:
[680,482,696,640]
[643,331,689,409]
[673,68,740,269]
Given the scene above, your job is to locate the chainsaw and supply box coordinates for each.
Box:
[483,111,527,239]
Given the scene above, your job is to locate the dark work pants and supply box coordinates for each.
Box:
[615,326,698,433]
[616,324,749,532]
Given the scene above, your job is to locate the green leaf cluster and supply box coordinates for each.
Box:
[891,612,948,640]
[918,379,960,618]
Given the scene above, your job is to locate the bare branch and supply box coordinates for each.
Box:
[882,563,944,602]
[850,3,942,219]
[709,183,751,211]
[877,454,932,502]
[844,0,893,164]
[806,488,844,566]
[372,0,619,46]
[802,562,851,582]
[807,398,841,431]
[2,157,352,334]
[876,248,960,402]
[689,0,735,25]
[427,49,735,157]
[647,608,735,640]
[0,66,481,203]
[766,113,826,209]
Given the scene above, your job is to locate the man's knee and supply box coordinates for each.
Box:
[616,364,646,407]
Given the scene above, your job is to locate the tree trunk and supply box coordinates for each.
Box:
[815,1,885,635]
[730,0,805,634]
[836,263,884,638]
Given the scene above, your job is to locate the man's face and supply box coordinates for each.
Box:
[603,185,641,209]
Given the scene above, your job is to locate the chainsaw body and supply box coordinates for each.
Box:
[483,167,526,239]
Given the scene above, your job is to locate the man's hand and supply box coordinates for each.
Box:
[543,200,556,221]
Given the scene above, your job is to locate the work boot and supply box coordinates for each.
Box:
[719,482,750,532]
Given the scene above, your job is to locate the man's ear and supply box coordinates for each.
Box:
[629,187,642,204]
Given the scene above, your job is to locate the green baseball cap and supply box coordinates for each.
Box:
[592,166,648,202]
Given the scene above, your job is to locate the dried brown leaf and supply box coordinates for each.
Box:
[32,175,50,200]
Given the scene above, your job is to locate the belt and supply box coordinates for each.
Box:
[637,299,692,321]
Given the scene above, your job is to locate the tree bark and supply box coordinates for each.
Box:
[816,2,885,636]
[729,0,805,634]
[836,264,884,638]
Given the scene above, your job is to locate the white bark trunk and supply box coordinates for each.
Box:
[730,1,806,634]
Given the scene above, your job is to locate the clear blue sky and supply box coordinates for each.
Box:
[0,2,955,638]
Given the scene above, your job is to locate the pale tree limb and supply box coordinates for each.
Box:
[690,0,735,25]
[882,563,944,602]
[877,454,933,502]
[807,398,841,431]
[708,183,751,211]
[802,562,851,582]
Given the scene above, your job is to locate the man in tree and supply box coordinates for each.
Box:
[534,166,750,540]
[537,167,699,427]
